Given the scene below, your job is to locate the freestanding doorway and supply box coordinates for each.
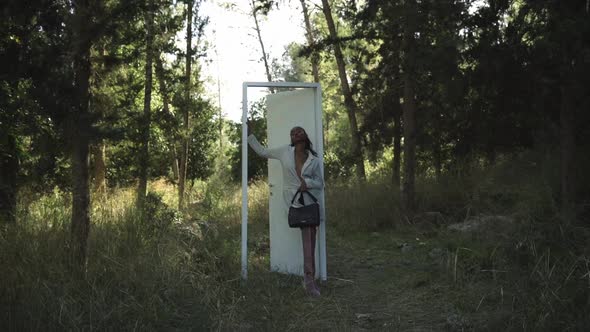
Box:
[241,82,327,281]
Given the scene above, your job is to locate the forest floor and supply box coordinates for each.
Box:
[3,181,586,331]
[217,224,515,331]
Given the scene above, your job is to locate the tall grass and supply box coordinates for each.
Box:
[325,150,589,330]
[0,177,283,331]
[1,186,218,330]
[2,150,588,330]
[326,180,403,231]
[415,152,590,331]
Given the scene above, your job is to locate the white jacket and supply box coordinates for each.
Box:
[248,134,324,209]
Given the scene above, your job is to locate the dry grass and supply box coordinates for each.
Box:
[1,163,589,331]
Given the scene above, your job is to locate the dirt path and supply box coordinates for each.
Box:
[225,227,506,331]
[321,231,455,331]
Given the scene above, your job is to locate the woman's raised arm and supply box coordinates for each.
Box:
[247,134,284,160]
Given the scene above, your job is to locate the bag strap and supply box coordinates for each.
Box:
[290,189,318,205]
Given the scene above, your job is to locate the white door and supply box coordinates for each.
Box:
[266,89,320,277]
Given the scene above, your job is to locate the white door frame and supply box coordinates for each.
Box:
[241,81,327,281]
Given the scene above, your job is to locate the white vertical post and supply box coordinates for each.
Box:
[314,86,327,281]
[241,82,249,280]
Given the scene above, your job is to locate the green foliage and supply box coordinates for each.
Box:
[186,99,217,181]
[278,0,590,189]
[278,43,310,82]
[3,0,590,328]
[140,191,181,236]
[0,0,77,194]
[107,141,140,186]
[4,151,590,329]
[1,189,215,330]
[323,150,353,180]
[226,98,268,182]
[329,152,589,330]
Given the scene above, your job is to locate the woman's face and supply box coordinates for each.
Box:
[290,127,307,144]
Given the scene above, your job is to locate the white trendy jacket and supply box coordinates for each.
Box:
[247,134,324,209]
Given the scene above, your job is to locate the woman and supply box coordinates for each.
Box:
[247,123,324,297]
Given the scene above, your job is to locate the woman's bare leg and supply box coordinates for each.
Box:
[301,227,320,296]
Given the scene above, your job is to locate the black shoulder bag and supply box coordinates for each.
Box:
[288,190,320,228]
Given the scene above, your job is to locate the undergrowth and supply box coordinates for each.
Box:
[1,187,216,330]
[1,151,588,331]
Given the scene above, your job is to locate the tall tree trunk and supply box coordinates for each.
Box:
[0,132,18,224]
[433,140,442,180]
[138,0,155,207]
[250,0,274,92]
[321,0,366,181]
[401,7,417,213]
[92,141,107,194]
[559,46,577,219]
[392,92,402,187]
[325,114,330,149]
[433,107,443,180]
[171,145,180,181]
[402,75,416,213]
[300,0,320,83]
[215,48,223,151]
[179,0,193,210]
[70,0,92,270]
[71,126,91,270]
[92,47,107,196]
[155,56,180,182]
[301,0,325,148]
[560,81,575,218]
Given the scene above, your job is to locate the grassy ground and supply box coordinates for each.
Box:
[215,234,588,331]
[218,224,518,331]
[1,163,589,331]
[191,164,589,331]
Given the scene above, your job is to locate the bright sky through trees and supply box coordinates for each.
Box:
[199,0,308,122]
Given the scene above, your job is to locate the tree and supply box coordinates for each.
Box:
[0,0,67,223]
[178,0,208,209]
[178,0,194,210]
[69,0,95,269]
[250,0,274,85]
[155,55,180,182]
[521,0,590,217]
[320,0,366,181]
[138,0,156,207]
[0,131,18,224]
[400,0,418,212]
[67,0,143,268]
[227,99,268,182]
[91,46,108,195]
[300,0,320,83]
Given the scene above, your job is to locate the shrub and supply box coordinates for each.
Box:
[140,191,181,237]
